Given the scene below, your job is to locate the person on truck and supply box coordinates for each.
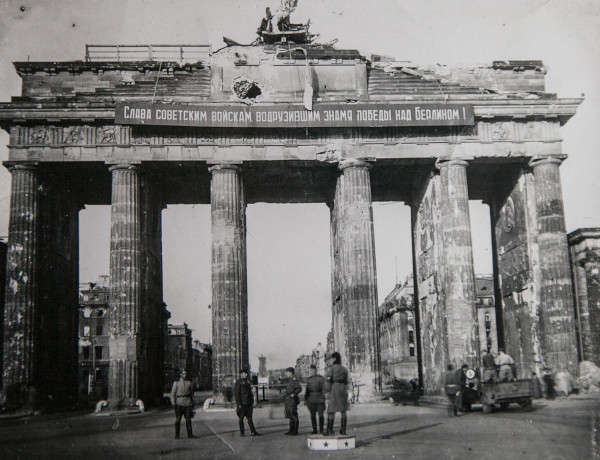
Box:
[482,349,496,382]
[496,349,515,381]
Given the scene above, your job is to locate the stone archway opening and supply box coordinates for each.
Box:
[246,203,331,374]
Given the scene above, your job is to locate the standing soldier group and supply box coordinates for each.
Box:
[169,352,351,439]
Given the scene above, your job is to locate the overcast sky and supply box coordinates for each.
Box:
[0,0,598,370]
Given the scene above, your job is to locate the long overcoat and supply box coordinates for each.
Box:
[284,376,302,419]
[326,363,349,413]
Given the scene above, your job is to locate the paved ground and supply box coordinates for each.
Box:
[0,395,598,459]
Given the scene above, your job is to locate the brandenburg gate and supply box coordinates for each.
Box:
[0,43,581,409]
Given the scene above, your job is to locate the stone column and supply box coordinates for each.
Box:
[530,157,578,375]
[329,176,345,358]
[209,164,248,395]
[2,163,39,403]
[333,159,380,398]
[437,159,478,368]
[108,164,142,408]
[412,169,447,394]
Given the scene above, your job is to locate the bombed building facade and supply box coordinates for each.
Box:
[0,30,586,409]
[568,229,600,366]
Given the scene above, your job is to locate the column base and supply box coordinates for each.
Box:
[203,395,236,412]
[100,398,145,415]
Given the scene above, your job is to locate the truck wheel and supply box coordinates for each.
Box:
[500,403,509,410]
[524,401,533,412]
[482,404,492,414]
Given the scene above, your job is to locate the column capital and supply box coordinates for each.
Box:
[208,164,241,174]
[528,156,564,169]
[108,163,142,173]
[4,161,39,174]
[435,158,470,170]
[338,159,372,172]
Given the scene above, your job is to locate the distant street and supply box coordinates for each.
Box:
[0,394,598,459]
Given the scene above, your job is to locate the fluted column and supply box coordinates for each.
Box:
[210,164,248,394]
[108,164,142,407]
[2,163,40,401]
[329,176,345,356]
[437,159,478,368]
[530,157,578,374]
[334,159,380,398]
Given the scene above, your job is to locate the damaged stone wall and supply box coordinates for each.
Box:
[139,174,166,405]
[1,164,80,410]
[108,164,143,408]
[37,172,80,410]
[210,165,249,394]
[412,160,479,395]
[412,170,447,394]
[330,160,380,399]
[491,166,541,378]
[530,158,578,376]
[569,229,600,366]
[438,160,478,369]
[492,159,578,379]
[2,164,40,408]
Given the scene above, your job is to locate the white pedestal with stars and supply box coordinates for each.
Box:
[307,435,356,450]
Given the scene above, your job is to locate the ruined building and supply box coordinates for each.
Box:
[378,278,418,382]
[191,340,212,391]
[569,229,600,366]
[379,275,498,383]
[0,37,584,407]
[78,280,111,400]
[164,323,193,390]
[475,275,498,355]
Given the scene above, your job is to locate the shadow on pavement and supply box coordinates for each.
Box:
[356,422,443,447]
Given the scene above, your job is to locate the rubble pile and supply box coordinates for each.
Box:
[575,361,600,393]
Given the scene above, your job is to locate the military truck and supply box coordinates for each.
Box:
[479,379,534,413]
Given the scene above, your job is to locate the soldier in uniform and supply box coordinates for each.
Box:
[305,364,326,434]
[444,364,460,417]
[234,369,260,437]
[325,351,349,435]
[170,369,195,439]
[283,367,302,435]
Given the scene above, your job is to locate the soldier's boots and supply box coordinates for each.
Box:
[319,415,324,434]
[284,420,294,435]
[325,414,335,436]
[311,417,318,434]
[249,419,261,436]
[340,413,347,435]
[240,419,245,437]
[290,418,299,436]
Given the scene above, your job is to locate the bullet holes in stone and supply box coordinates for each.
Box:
[20,6,26,12]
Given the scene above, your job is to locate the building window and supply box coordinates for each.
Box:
[82,346,91,359]
[96,325,103,336]
[409,344,415,357]
[95,346,103,360]
[96,309,104,317]
[83,326,90,336]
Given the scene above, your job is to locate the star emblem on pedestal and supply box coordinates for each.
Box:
[344,441,349,447]
[323,441,329,448]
